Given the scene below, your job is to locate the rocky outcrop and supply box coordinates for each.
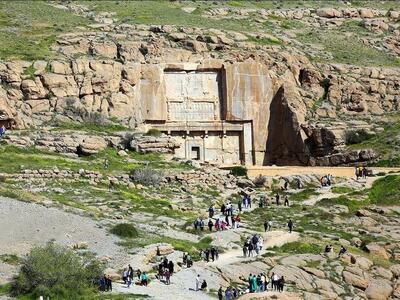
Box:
[129,135,180,154]
[2,131,121,155]
[264,81,308,165]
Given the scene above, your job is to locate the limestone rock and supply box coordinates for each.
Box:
[366,243,390,260]
[343,267,370,289]
[316,8,342,18]
[365,278,393,300]
[130,135,180,154]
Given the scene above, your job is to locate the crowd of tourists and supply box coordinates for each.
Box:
[155,257,174,285]
[122,265,149,287]
[200,247,219,262]
[217,286,239,299]
[245,272,285,293]
[355,166,368,180]
[242,234,263,257]
[214,272,285,299]
[98,274,113,292]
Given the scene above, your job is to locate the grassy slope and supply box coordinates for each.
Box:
[347,115,400,166]
[0,1,89,60]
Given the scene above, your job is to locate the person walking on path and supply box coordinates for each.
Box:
[251,274,257,293]
[284,195,289,207]
[272,273,279,291]
[218,287,223,300]
[195,274,201,291]
[248,274,253,292]
[278,276,285,292]
[225,287,232,300]
[208,219,213,231]
[164,269,171,285]
[168,260,174,275]
[238,199,242,212]
[208,205,214,218]
[275,193,280,206]
[264,220,268,232]
[288,219,293,233]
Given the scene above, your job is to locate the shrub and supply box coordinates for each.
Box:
[130,167,164,185]
[253,175,267,187]
[345,129,374,145]
[273,241,321,255]
[12,242,104,299]
[230,166,247,177]
[110,223,139,238]
[145,128,161,137]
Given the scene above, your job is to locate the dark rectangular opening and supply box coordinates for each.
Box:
[191,146,200,160]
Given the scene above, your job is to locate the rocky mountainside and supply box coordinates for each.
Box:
[1,2,400,300]
[0,1,399,165]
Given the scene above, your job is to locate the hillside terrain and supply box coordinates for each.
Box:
[0,1,400,300]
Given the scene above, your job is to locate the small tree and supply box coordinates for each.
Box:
[12,242,104,299]
[110,223,139,238]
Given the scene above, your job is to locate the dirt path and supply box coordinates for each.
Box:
[208,230,299,267]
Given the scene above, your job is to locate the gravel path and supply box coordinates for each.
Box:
[208,230,299,267]
[0,197,126,282]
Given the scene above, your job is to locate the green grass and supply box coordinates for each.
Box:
[247,35,282,46]
[0,145,189,175]
[319,195,367,214]
[298,29,400,67]
[347,116,400,166]
[53,121,128,134]
[0,1,90,60]
[331,186,356,194]
[23,64,36,80]
[289,187,319,202]
[270,241,321,255]
[0,283,11,296]
[0,254,21,265]
[80,0,257,33]
[110,223,139,238]
[369,175,400,206]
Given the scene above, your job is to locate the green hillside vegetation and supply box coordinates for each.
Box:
[0,1,89,60]
[347,115,400,166]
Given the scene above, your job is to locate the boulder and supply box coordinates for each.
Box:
[365,278,393,300]
[390,264,400,278]
[343,267,370,289]
[78,136,108,155]
[316,8,342,18]
[359,8,374,18]
[366,243,390,260]
[130,135,180,154]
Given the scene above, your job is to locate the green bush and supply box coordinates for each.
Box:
[273,241,321,255]
[345,129,374,145]
[12,242,104,299]
[110,223,139,238]
[145,129,161,137]
[230,166,247,176]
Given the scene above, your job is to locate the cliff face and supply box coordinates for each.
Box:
[1,3,399,166]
